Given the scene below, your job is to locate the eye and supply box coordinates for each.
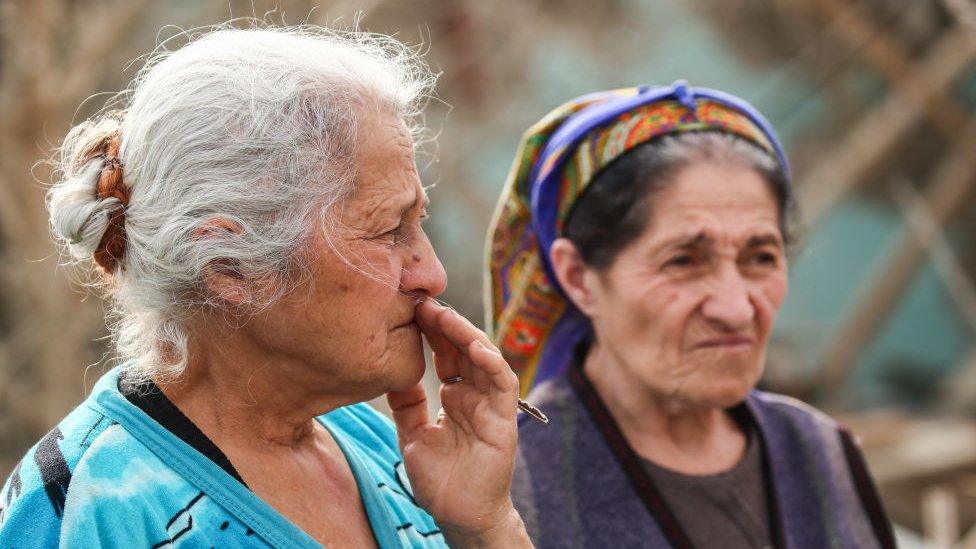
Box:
[376,223,405,246]
[743,250,780,269]
[663,254,696,269]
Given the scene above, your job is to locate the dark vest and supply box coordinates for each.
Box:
[512,368,895,548]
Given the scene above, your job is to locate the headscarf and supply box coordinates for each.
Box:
[485,81,792,397]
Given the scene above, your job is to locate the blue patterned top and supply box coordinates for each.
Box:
[0,367,446,548]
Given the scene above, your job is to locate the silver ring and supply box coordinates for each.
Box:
[441,376,464,384]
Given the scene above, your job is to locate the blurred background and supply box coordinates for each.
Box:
[1,0,974,546]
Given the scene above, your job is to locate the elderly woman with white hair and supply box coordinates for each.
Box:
[0,26,532,548]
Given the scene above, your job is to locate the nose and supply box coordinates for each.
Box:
[401,230,447,299]
[701,265,754,331]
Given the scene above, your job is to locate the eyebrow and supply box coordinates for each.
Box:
[404,191,429,215]
[387,188,429,220]
[656,230,782,251]
[660,231,713,250]
[745,233,783,248]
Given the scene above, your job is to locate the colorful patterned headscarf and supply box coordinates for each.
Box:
[485,81,791,396]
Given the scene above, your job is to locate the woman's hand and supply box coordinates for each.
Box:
[386,299,531,548]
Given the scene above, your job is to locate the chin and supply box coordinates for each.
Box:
[685,370,756,410]
[703,370,762,408]
[385,336,427,391]
[701,385,752,409]
[389,365,425,392]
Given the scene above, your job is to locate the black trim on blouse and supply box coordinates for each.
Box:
[566,340,787,549]
[119,376,248,488]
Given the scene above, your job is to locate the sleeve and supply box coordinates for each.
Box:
[0,461,162,549]
[58,487,179,548]
[54,428,202,548]
[0,461,64,549]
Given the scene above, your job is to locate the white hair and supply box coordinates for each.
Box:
[46,24,436,386]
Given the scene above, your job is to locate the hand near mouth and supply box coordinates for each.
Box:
[385,299,531,547]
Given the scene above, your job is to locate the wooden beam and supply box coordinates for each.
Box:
[941,0,976,35]
[922,486,959,548]
[802,0,970,136]
[891,176,976,333]
[865,417,976,485]
[960,511,976,549]
[943,350,976,414]
[795,27,976,228]
[818,119,976,391]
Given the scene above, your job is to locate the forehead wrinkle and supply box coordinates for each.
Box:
[373,122,418,192]
[357,175,425,225]
[363,190,412,221]
[654,229,712,251]
[345,113,422,232]
[651,224,780,255]
[387,119,415,157]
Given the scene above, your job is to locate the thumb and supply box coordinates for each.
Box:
[387,382,430,443]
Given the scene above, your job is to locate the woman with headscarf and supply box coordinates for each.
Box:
[487,82,895,548]
[0,26,532,548]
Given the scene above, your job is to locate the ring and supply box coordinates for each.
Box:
[441,376,464,384]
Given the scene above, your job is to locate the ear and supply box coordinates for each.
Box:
[549,237,600,316]
[194,217,249,307]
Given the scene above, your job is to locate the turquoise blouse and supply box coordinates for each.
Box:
[0,367,446,548]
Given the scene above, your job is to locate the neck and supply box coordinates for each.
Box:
[582,340,746,475]
[156,318,358,450]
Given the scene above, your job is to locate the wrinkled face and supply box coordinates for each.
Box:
[584,163,788,409]
[247,106,446,398]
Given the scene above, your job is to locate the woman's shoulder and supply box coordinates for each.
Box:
[0,399,113,545]
[0,394,190,544]
[1,400,120,496]
[0,367,240,546]
[745,389,863,464]
[746,389,842,432]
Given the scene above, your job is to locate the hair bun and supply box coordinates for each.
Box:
[48,120,128,272]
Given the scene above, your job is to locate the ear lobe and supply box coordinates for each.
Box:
[549,238,597,315]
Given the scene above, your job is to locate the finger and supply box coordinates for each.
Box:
[434,346,471,383]
[419,300,495,352]
[417,301,477,383]
[467,340,518,416]
[419,301,505,393]
[431,344,474,388]
[437,381,474,434]
[416,305,461,356]
[416,305,459,358]
[456,347,475,385]
[467,341,491,393]
[386,383,430,441]
[417,313,462,382]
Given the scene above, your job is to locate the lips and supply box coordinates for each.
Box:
[393,301,422,330]
[694,335,754,349]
